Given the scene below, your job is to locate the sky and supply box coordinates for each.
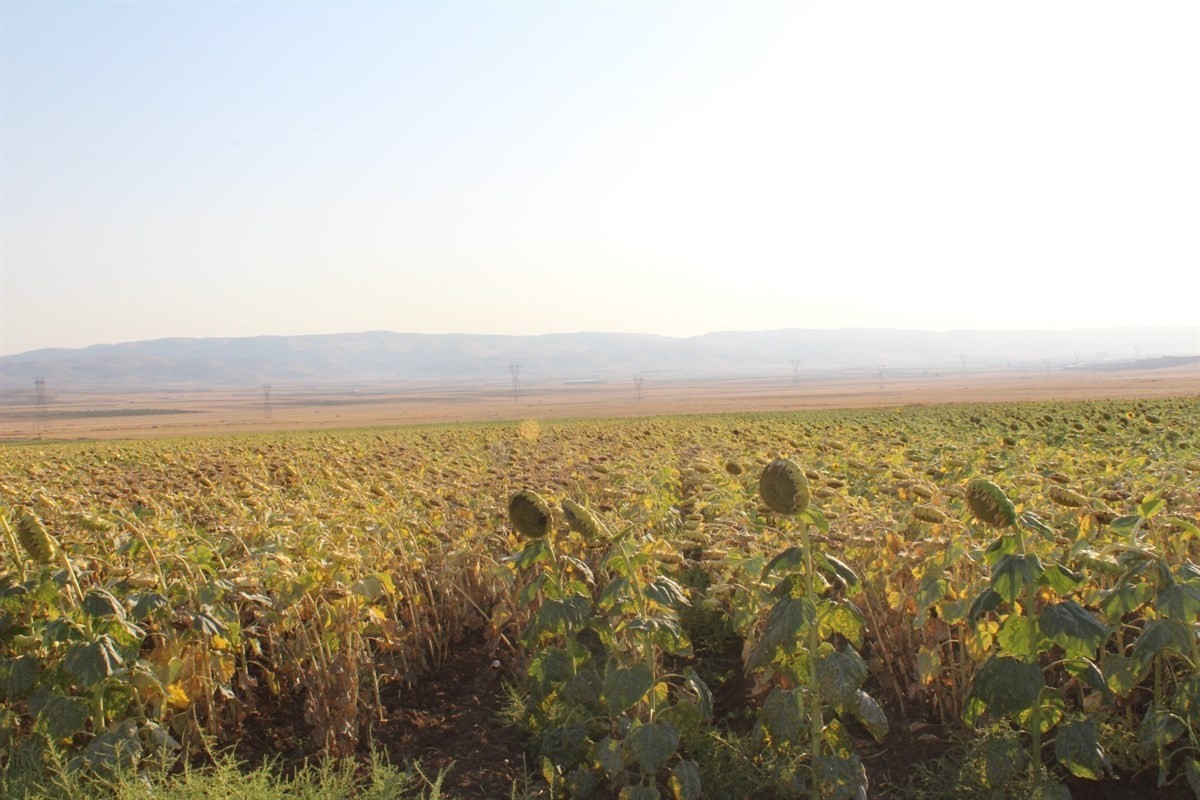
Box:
[1,1,1198,356]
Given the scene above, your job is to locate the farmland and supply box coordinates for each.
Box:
[1,393,1198,798]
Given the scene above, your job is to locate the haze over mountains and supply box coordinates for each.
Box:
[1,328,1197,392]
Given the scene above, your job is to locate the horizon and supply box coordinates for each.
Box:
[3,2,1198,356]
[4,322,1199,360]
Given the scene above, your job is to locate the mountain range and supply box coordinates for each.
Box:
[1,327,1196,392]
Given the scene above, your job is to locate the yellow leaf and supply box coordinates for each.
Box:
[166,683,190,710]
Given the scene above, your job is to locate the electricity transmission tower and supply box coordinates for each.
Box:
[509,362,521,404]
[634,374,644,401]
[34,377,48,430]
[790,359,801,385]
[263,384,273,419]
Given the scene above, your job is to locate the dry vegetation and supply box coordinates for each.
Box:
[1,377,1197,798]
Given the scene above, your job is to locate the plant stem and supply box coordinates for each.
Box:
[800,518,824,784]
[1014,522,1042,784]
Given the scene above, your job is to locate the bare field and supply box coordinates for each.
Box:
[2,364,1197,441]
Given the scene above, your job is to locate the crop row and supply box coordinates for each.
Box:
[1,397,1197,797]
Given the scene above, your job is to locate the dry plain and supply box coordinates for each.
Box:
[2,362,1196,441]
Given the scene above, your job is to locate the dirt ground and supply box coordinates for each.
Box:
[2,363,1196,442]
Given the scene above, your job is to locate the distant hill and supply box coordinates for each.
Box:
[1,327,1196,392]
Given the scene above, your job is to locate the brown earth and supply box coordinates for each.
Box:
[3,363,1197,442]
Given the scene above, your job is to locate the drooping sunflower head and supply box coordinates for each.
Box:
[965,478,1018,528]
[508,489,552,539]
[759,458,811,516]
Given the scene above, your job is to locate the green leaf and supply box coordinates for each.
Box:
[1020,511,1057,542]
[1055,719,1110,780]
[669,759,702,800]
[508,538,551,569]
[191,609,226,637]
[855,690,888,742]
[349,574,389,602]
[747,597,814,670]
[82,589,125,619]
[1156,582,1200,622]
[619,785,660,800]
[1171,676,1200,719]
[819,600,865,648]
[604,660,654,716]
[915,572,948,618]
[529,647,574,685]
[814,752,868,800]
[1185,758,1200,799]
[64,635,124,687]
[997,614,1044,658]
[683,667,713,720]
[1099,582,1153,621]
[597,576,630,609]
[1110,515,1142,537]
[1039,601,1108,657]
[645,576,688,609]
[1063,658,1114,706]
[799,506,830,533]
[658,700,704,743]
[816,648,869,711]
[531,596,592,637]
[982,734,1027,788]
[760,688,805,746]
[1020,686,1065,735]
[814,553,860,589]
[0,655,39,700]
[1138,497,1166,519]
[1132,618,1194,668]
[540,724,589,771]
[595,735,625,779]
[969,587,1003,622]
[626,721,679,775]
[1139,704,1186,754]
[559,555,594,585]
[964,656,1043,724]
[564,768,599,798]
[991,554,1045,603]
[1041,562,1084,595]
[130,592,168,623]
[36,693,90,741]
[983,533,1020,566]
[560,668,602,707]
[1100,654,1145,697]
[76,720,143,773]
[764,546,806,577]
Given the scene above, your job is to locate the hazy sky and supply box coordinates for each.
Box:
[2,1,1197,356]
